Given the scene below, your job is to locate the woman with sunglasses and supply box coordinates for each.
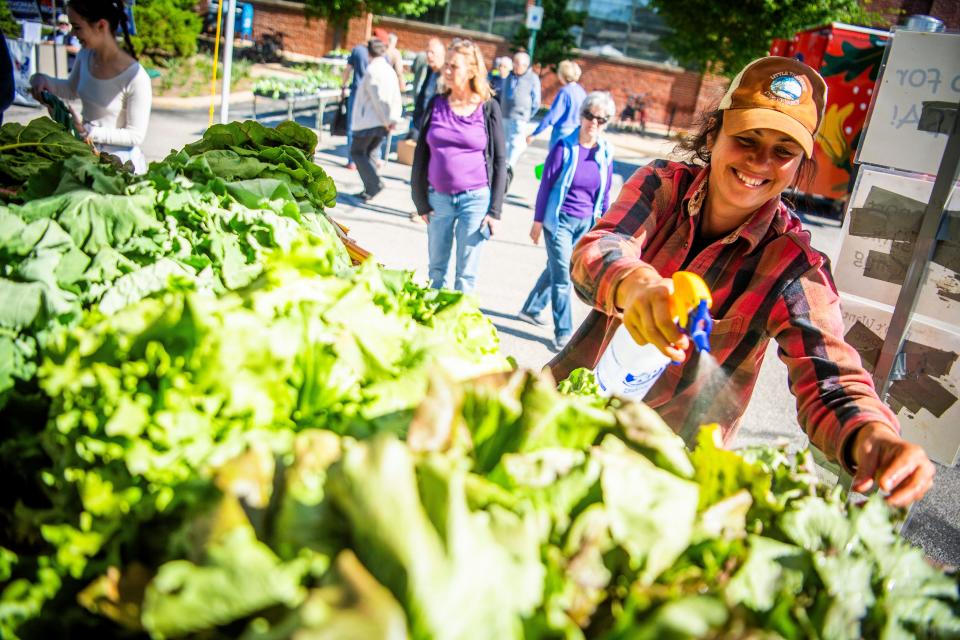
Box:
[549,57,934,507]
[517,92,616,352]
[411,40,507,294]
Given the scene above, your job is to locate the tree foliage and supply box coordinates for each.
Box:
[304,0,446,27]
[650,0,877,76]
[0,0,19,38]
[131,0,203,58]
[511,0,586,73]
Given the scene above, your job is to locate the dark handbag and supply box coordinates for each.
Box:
[331,97,348,137]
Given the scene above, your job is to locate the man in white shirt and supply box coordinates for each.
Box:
[349,38,403,201]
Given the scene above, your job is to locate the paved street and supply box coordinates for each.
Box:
[5,100,957,566]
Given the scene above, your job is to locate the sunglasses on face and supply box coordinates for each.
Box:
[582,112,608,125]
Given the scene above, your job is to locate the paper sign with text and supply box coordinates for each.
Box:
[857,30,960,176]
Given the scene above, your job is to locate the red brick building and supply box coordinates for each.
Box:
[242,0,956,130]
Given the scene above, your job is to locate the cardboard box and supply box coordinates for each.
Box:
[840,294,960,466]
[833,167,960,326]
[396,139,416,166]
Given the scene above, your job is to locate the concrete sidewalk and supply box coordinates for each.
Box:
[5,101,957,567]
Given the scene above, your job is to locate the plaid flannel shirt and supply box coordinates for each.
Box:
[549,160,897,471]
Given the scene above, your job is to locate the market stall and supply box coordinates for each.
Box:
[0,115,958,639]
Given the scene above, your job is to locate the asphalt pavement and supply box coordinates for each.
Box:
[5,100,957,567]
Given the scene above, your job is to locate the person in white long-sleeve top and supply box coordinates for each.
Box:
[349,38,403,202]
[29,0,152,174]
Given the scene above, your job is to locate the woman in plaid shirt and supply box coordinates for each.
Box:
[551,57,934,507]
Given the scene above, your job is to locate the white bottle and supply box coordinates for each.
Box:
[594,325,671,400]
[593,271,713,401]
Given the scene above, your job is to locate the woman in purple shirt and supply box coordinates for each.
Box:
[410,40,507,294]
[518,92,616,351]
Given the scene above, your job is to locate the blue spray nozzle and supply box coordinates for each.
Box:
[686,299,713,353]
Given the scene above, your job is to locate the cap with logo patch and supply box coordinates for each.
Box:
[719,56,827,158]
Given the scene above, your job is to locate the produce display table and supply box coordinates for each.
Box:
[251,87,341,138]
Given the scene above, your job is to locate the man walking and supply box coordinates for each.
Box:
[409,37,445,142]
[340,39,370,169]
[349,38,402,202]
[502,51,541,181]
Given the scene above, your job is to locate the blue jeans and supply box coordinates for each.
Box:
[504,118,529,168]
[521,211,594,339]
[427,186,491,294]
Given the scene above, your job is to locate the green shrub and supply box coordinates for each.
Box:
[131,0,202,58]
[0,0,19,38]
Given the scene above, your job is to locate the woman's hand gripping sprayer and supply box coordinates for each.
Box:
[594,271,712,400]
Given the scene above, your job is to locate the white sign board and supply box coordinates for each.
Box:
[833,167,960,325]
[857,29,960,176]
[840,294,960,466]
[525,5,544,30]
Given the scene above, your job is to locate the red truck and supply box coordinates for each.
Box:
[770,23,890,215]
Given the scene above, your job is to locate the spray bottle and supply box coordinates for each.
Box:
[594,271,713,401]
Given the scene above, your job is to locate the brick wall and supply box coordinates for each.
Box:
[374,16,510,69]
[543,53,729,129]
[867,0,959,28]
[248,0,332,58]
[372,17,730,126]
[243,3,730,129]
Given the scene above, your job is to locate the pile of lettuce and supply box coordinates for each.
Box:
[0,119,513,637]
[5,338,959,638]
[0,119,344,405]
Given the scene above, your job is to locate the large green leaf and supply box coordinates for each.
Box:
[328,435,544,640]
[596,435,699,585]
[142,526,309,638]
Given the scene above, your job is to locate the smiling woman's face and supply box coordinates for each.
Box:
[66,7,107,49]
[706,127,804,222]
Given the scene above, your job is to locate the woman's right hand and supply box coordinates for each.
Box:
[29,74,51,101]
[529,221,543,245]
[615,267,689,362]
[420,210,432,224]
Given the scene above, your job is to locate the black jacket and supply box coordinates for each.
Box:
[410,69,438,133]
[411,95,507,219]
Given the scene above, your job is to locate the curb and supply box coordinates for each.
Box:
[152,91,255,112]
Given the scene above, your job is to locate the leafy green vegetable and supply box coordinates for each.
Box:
[2,120,958,640]
[0,118,97,198]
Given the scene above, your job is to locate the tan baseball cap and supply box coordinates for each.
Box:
[719,56,827,158]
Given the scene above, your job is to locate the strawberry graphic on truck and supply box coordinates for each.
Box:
[770,23,890,215]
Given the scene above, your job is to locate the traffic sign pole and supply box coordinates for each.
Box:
[526,2,543,60]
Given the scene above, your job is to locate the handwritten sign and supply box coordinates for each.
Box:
[857,30,960,176]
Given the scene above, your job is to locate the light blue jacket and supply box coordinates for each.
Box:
[540,128,614,235]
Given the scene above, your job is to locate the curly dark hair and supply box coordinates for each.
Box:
[674,109,816,191]
[68,0,135,57]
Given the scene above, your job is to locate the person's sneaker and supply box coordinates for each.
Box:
[352,191,373,202]
[517,311,546,326]
[552,335,571,352]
